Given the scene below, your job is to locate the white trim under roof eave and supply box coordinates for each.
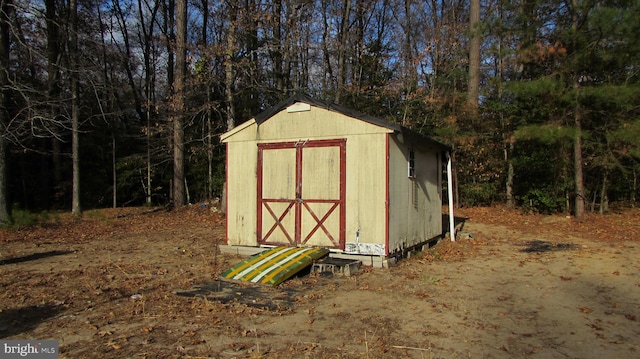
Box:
[220,118,256,142]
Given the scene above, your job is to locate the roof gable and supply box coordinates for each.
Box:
[226,93,451,152]
[255,93,399,131]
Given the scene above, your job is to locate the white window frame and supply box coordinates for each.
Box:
[408,149,416,179]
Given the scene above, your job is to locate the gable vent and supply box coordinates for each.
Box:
[287,102,311,113]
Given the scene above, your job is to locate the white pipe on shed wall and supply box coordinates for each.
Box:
[447,152,456,241]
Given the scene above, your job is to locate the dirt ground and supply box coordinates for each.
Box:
[1,205,639,358]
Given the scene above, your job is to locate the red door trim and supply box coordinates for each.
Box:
[257,139,346,249]
[224,142,229,244]
[384,134,390,256]
[256,144,264,244]
[301,201,340,245]
[294,144,303,244]
[262,201,296,244]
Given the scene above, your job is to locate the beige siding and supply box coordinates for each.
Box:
[301,146,340,199]
[387,135,442,254]
[262,148,297,199]
[223,105,391,250]
[225,141,258,246]
[256,107,388,142]
[301,146,341,247]
[260,148,296,245]
[343,133,387,254]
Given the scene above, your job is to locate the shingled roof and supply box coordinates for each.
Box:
[253,93,452,152]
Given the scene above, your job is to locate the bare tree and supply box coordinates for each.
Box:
[0,0,12,224]
[69,0,81,215]
[135,0,160,205]
[225,1,236,130]
[320,0,333,91]
[570,0,585,221]
[172,0,187,207]
[113,0,144,120]
[271,0,284,93]
[467,0,481,113]
[45,0,62,201]
[334,0,352,104]
[401,0,418,92]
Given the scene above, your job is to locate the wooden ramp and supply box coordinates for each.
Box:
[220,246,329,286]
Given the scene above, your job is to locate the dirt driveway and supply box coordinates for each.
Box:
[1,206,639,358]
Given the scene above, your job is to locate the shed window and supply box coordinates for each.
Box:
[408,149,416,179]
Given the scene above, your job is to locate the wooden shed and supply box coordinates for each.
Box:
[220,94,453,266]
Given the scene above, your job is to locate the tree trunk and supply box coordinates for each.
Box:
[496,19,514,208]
[400,0,416,126]
[573,90,585,221]
[200,0,213,199]
[599,171,608,214]
[453,152,460,209]
[96,3,117,209]
[571,0,585,221]
[0,134,7,224]
[45,0,60,208]
[221,1,239,215]
[352,0,364,93]
[335,0,351,105]
[505,139,515,208]
[225,2,236,130]
[272,0,284,92]
[0,0,10,224]
[172,0,187,207]
[403,0,415,90]
[113,0,143,119]
[140,0,160,205]
[112,135,117,208]
[321,0,333,91]
[207,89,213,198]
[70,0,81,216]
[165,0,175,90]
[285,1,296,93]
[146,99,152,205]
[632,168,637,207]
[467,0,481,113]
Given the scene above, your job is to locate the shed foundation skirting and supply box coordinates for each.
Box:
[219,245,390,268]
[218,235,441,268]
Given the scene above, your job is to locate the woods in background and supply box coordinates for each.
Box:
[0,0,638,223]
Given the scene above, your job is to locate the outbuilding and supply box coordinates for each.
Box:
[220,94,454,266]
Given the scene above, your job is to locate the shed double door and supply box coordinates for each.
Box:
[257,139,346,249]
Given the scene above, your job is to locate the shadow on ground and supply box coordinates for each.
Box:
[176,280,300,311]
[519,240,578,253]
[442,214,468,237]
[0,304,64,339]
[0,250,74,266]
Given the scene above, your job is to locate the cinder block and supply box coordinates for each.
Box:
[312,257,362,276]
